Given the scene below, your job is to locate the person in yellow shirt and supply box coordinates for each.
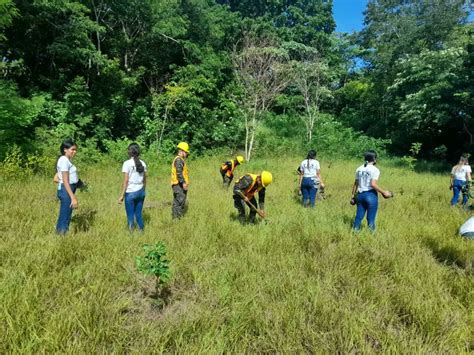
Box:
[233,171,272,224]
[220,155,244,188]
[171,142,189,219]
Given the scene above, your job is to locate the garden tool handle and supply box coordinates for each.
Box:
[237,191,265,219]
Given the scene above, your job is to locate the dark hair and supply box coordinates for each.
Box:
[59,138,77,156]
[364,150,377,167]
[306,149,316,170]
[128,143,145,173]
[307,149,317,160]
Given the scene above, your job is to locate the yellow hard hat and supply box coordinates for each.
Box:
[177,142,189,153]
[236,155,244,164]
[261,171,273,187]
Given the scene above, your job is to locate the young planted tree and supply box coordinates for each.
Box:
[232,34,290,160]
[136,242,171,297]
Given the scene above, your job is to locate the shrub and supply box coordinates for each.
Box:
[401,142,422,170]
[256,113,390,159]
[103,138,133,163]
[0,145,55,178]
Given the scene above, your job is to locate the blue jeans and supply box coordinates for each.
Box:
[56,183,77,234]
[353,190,378,231]
[125,188,145,230]
[451,179,468,205]
[301,177,318,207]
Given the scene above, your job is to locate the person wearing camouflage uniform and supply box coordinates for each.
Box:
[171,142,190,219]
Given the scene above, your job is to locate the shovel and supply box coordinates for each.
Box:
[237,191,266,219]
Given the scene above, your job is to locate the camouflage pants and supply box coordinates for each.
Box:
[172,184,187,219]
[222,174,233,188]
[233,194,258,224]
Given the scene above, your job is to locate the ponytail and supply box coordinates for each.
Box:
[128,143,144,173]
[363,150,377,167]
[306,149,316,169]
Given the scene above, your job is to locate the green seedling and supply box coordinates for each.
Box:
[136,242,171,296]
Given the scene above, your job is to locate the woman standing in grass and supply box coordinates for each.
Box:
[351,150,392,232]
[450,155,472,206]
[298,149,324,207]
[55,139,79,235]
[118,143,147,231]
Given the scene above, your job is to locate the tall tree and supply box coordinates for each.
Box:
[290,51,333,143]
[232,34,290,160]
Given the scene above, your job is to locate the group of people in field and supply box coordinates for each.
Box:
[54,138,472,235]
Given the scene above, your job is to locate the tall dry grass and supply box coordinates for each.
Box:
[1,155,473,352]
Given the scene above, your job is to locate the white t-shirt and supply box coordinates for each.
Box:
[451,165,472,181]
[57,156,78,185]
[122,158,147,193]
[355,164,380,193]
[459,217,474,236]
[300,159,320,179]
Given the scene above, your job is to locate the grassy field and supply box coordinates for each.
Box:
[1,155,473,352]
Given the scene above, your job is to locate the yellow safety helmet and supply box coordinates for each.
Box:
[177,142,189,153]
[261,171,273,187]
[236,155,244,164]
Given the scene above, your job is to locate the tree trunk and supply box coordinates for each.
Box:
[244,114,250,161]
[248,127,255,161]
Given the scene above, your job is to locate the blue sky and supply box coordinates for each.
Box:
[332,0,367,33]
[332,0,473,33]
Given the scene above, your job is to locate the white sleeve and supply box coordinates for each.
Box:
[121,161,129,173]
[371,168,380,181]
[300,161,305,174]
[142,161,147,172]
[58,157,71,172]
[466,166,472,174]
[315,160,320,172]
[354,169,359,181]
[460,217,474,235]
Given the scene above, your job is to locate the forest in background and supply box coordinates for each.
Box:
[0,0,473,164]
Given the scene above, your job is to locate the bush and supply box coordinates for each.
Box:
[401,142,422,170]
[103,138,133,163]
[0,145,55,179]
[256,113,390,159]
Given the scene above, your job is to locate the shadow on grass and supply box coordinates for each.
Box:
[228,212,270,226]
[148,286,172,311]
[342,213,354,229]
[143,211,151,225]
[422,237,469,269]
[71,208,97,233]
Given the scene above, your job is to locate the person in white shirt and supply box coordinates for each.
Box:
[298,149,325,207]
[350,150,392,231]
[450,156,472,206]
[118,143,147,231]
[459,217,474,238]
[55,139,79,234]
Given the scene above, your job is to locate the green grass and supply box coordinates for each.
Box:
[1,156,473,352]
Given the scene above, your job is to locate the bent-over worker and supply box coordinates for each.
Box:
[233,171,272,224]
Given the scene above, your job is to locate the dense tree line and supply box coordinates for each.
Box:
[0,0,472,161]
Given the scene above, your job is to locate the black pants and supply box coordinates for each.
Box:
[233,194,258,223]
[172,184,187,219]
